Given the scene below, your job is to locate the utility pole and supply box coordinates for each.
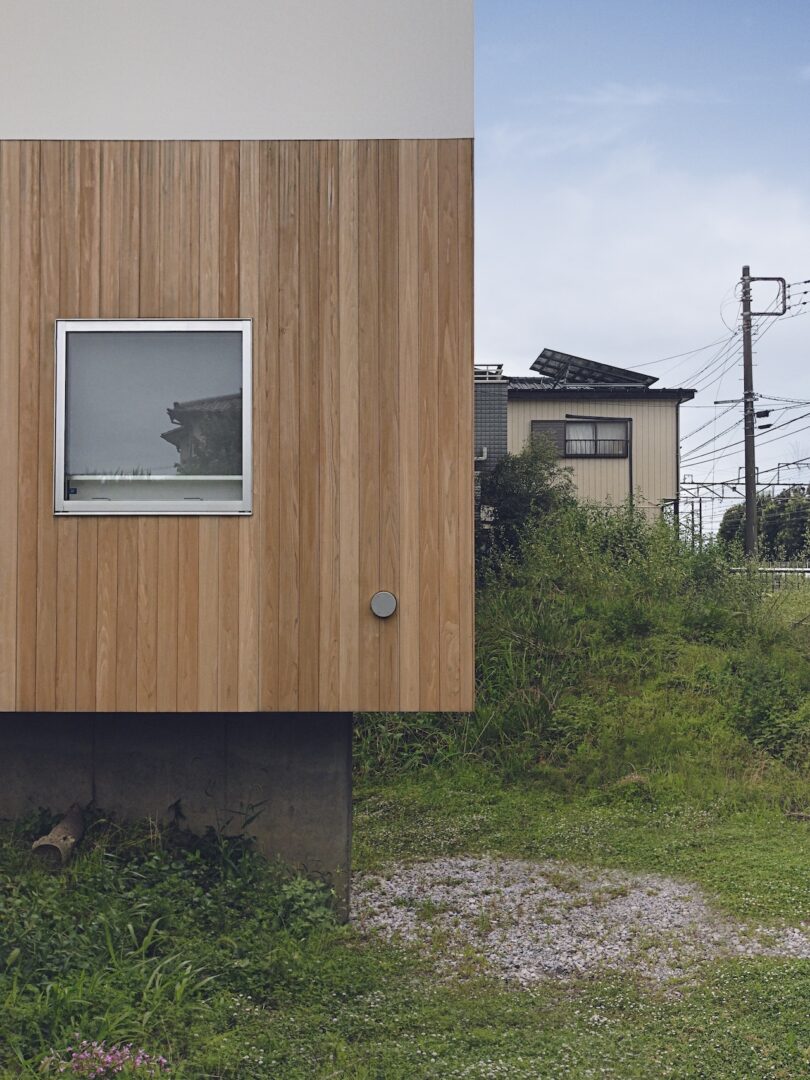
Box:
[741,266,757,557]
[739,266,787,558]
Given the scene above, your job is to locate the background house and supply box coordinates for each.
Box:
[476,349,695,518]
[161,392,244,474]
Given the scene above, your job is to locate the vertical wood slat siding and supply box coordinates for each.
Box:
[35,142,61,711]
[136,141,160,712]
[0,139,473,714]
[298,141,320,711]
[278,141,300,710]
[75,142,100,713]
[318,141,341,711]
[417,141,440,705]
[177,142,201,713]
[358,141,380,711]
[258,142,280,711]
[0,142,21,711]
[115,141,140,712]
[217,141,240,711]
[337,141,360,712]
[457,139,475,709]
[55,143,79,711]
[17,141,41,710]
[197,141,220,711]
[237,141,260,711]
[397,141,421,711]
[96,141,122,712]
[378,141,400,712]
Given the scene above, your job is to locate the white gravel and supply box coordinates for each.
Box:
[352,857,810,985]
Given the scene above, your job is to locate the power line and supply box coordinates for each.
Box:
[680,402,810,447]
[681,415,744,456]
[622,335,737,371]
[682,414,810,468]
[680,402,738,441]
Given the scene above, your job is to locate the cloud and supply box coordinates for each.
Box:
[479,118,632,160]
[558,83,684,108]
[474,150,810,388]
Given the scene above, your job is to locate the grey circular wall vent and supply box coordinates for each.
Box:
[370,591,397,618]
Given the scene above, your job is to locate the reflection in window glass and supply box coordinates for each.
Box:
[56,324,251,513]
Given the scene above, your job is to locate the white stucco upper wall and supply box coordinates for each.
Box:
[0,0,473,139]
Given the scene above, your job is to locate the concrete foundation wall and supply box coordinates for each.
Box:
[0,713,353,912]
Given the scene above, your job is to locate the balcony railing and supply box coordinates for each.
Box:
[565,439,628,458]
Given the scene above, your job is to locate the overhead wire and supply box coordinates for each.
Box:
[682,415,810,468]
[622,335,737,371]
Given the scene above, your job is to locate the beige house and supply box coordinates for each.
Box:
[477,349,695,519]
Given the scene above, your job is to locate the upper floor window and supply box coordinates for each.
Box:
[565,419,628,458]
[54,320,252,515]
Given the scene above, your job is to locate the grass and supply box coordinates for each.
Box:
[5,773,810,1076]
[3,806,809,1080]
[355,767,810,923]
[4,496,810,1076]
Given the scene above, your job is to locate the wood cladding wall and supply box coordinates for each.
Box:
[0,140,474,713]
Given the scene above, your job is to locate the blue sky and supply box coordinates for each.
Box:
[476,0,810,525]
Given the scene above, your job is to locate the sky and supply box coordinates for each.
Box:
[475,0,810,531]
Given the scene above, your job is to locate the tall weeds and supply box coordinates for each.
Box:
[356,502,810,786]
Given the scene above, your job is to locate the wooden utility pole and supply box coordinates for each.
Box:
[741,266,757,557]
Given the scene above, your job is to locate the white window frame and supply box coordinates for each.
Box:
[54,319,253,516]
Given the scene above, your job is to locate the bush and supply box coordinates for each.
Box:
[477,435,573,566]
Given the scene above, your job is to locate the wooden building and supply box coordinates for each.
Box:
[0,0,474,898]
[0,1,474,717]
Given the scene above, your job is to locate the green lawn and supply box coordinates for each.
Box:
[355,767,810,923]
[3,777,810,1079]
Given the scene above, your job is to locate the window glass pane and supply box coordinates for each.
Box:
[566,421,595,455]
[64,330,244,505]
[596,421,626,441]
[566,422,593,441]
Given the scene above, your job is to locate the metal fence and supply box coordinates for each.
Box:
[729,566,810,589]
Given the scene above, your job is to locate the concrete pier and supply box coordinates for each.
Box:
[0,713,353,913]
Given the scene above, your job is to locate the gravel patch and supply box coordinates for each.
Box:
[352,857,810,985]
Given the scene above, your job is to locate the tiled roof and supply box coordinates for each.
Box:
[166,392,242,425]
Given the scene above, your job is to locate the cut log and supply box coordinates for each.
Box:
[31,803,85,869]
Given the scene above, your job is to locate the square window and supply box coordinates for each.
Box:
[54,320,252,515]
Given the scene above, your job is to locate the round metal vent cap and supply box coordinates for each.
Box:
[370,591,397,618]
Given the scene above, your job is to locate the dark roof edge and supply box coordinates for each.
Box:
[508,384,696,403]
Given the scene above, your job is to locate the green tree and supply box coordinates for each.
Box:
[717,486,810,560]
[477,435,573,561]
